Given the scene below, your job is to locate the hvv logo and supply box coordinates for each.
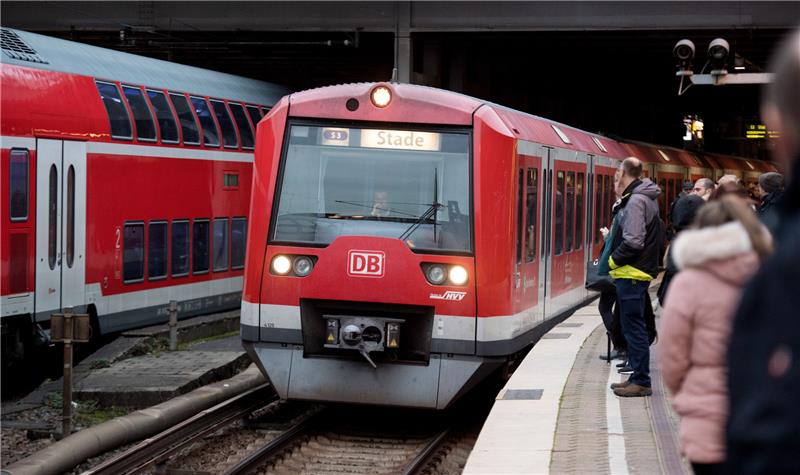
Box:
[348,250,385,277]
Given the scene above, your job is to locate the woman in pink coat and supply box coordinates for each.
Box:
[659,198,773,475]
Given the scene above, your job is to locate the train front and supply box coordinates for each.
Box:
[242,83,503,409]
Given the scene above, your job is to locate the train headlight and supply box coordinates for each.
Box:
[425,265,447,285]
[370,86,392,108]
[271,255,291,275]
[448,265,469,285]
[293,256,314,277]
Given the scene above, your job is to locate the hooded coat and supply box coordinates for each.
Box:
[658,220,760,464]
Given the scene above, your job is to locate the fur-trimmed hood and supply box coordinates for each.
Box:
[671,221,761,286]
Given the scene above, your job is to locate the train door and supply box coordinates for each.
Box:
[656,171,684,225]
[514,154,542,323]
[539,148,553,321]
[34,139,87,320]
[591,164,617,260]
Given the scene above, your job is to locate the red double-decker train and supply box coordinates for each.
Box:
[241,82,775,409]
[1,28,287,362]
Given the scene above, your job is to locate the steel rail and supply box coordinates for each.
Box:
[400,428,451,475]
[223,409,324,475]
[83,383,275,475]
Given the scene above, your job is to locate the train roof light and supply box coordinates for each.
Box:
[370,86,392,108]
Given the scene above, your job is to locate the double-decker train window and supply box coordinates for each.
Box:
[148,221,168,280]
[231,218,247,269]
[169,94,200,145]
[192,219,210,274]
[525,168,538,262]
[96,81,132,140]
[576,172,584,250]
[565,172,575,252]
[554,171,565,255]
[171,220,190,277]
[228,103,254,149]
[211,100,239,149]
[9,149,28,221]
[190,97,220,147]
[123,222,145,283]
[146,90,179,143]
[213,218,229,272]
[246,105,262,129]
[122,86,157,142]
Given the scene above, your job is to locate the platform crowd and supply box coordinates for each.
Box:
[592,29,800,474]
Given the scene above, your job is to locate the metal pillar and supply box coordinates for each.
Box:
[394,1,412,83]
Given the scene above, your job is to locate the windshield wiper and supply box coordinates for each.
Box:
[333,200,419,218]
[399,168,441,242]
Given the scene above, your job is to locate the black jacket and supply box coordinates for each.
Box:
[609,179,663,279]
[758,189,784,235]
[726,160,800,474]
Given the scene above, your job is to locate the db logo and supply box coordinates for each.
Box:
[348,250,385,277]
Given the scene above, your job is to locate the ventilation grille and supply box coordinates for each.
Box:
[1,28,48,64]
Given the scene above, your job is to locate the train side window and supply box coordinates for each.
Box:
[9,149,28,221]
[211,100,239,148]
[231,218,247,270]
[190,97,220,147]
[658,178,667,220]
[576,172,584,250]
[66,166,75,268]
[228,103,255,149]
[594,174,603,243]
[96,81,132,140]
[48,165,57,270]
[192,219,210,274]
[213,218,229,271]
[554,171,565,255]
[565,172,575,252]
[122,86,157,142]
[169,94,201,145]
[516,169,524,264]
[604,175,613,231]
[123,222,145,283]
[146,90,179,143]
[246,105,262,129]
[525,168,538,262]
[148,221,168,280]
[171,220,190,277]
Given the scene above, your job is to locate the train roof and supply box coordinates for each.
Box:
[1,27,289,106]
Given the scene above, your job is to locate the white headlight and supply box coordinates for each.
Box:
[370,86,391,108]
[293,256,314,277]
[272,255,291,275]
[425,265,447,285]
[449,265,468,285]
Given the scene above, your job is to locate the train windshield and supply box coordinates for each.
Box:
[273,124,472,253]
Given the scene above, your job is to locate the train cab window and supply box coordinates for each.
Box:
[576,172,584,250]
[122,86,157,142]
[228,103,255,149]
[246,105,261,129]
[9,149,28,221]
[231,218,247,269]
[213,218,229,271]
[594,174,604,243]
[516,169,524,264]
[554,171,565,255]
[123,223,145,283]
[190,97,220,147]
[171,220,190,277]
[211,100,238,148]
[169,94,200,145]
[146,90,179,143]
[192,219,210,274]
[565,172,575,252]
[525,168,538,262]
[148,221,168,280]
[96,81,132,140]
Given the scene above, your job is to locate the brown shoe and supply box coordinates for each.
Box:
[610,380,630,390]
[613,384,653,397]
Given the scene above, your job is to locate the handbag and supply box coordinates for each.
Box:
[586,259,615,292]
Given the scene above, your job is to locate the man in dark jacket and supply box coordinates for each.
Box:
[726,29,800,473]
[756,171,784,234]
[607,157,662,397]
[657,193,705,302]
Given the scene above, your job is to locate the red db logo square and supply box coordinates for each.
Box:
[348,250,385,277]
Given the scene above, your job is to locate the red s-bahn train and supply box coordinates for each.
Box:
[0,28,287,362]
[241,82,776,409]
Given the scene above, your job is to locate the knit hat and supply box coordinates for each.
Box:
[758,172,784,194]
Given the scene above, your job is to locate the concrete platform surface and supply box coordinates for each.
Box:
[464,297,688,474]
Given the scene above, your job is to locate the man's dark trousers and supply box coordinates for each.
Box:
[616,278,651,387]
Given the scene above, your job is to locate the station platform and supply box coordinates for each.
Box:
[464,296,690,474]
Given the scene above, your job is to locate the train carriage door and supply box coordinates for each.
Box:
[514,153,542,323]
[539,148,553,322]
[34,139,87,320]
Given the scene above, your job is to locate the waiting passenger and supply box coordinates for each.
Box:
[717,174,740,186]
[756,171,785,233]
[657,192,705,303]
[660,198,772,475]
[727,29,800,474]
[692,178,715,201]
